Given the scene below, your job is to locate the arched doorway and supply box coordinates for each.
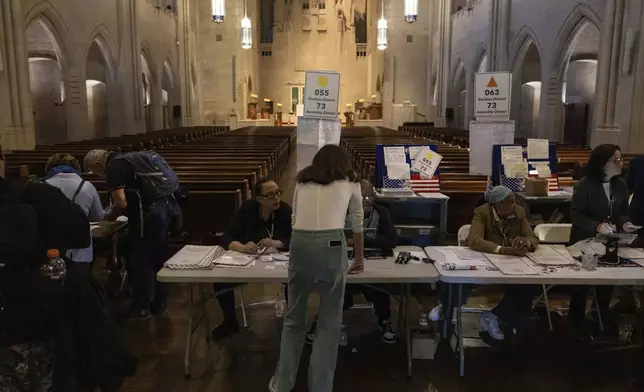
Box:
[85,41,110,138]
[25,19,66,145]
[518,45,542,138]
[162,61,176,129]
[562,22,600,145]
[140,53,153,132]
[449,61,466,129]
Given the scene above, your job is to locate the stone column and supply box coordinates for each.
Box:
[488,0,510,71]
[0,0,35,149]
[177,0,194,126]
[435,0,452,127]
[591,0,625,147]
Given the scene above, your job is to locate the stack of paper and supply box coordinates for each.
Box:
[164,245,221,270]
[528,245,576,266]
[436,247,489,267]
[485,254,538,275]
[214,251,256,268]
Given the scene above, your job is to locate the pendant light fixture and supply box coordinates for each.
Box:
[240,1,252,49]
[376,0,387,51]
[211,0,225,23]
[404,0,418,23]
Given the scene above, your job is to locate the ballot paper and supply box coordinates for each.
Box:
[505,160,529,178]
[501,146,523,165]
[534,163,552,179]
[449,247,487,260]
[436,248,489,267]
[618,248,644,259]
[527,138,549,160]
[387,163,411,179]
[214,251,256,267]
[485,254,538,275]
[164,245,220,269]
[528,245,576,266]
[384,146,407,166]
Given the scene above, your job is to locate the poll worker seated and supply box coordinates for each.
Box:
[569,144,632,337]
[211,179,292,339]
[431,186,540,341]
[305,180,398,345]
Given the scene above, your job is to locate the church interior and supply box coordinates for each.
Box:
[2,0,644,391]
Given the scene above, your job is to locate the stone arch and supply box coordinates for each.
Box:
[509,26,544,135]
[24,5,75,145]
[162,58,178,128]
[140,43,159,132]
[450,57,466,129]
[85,25,118,84]
[474,43,488,73]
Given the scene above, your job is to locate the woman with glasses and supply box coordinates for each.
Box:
[210,178,293,339]
[269,145,364,392]
[569,144,633,338]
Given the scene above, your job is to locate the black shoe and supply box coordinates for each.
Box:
[151,299,170,314]
[126,307,152,321]
[210,320,240,340]
[305,322,317,345]
[380,320,396,344]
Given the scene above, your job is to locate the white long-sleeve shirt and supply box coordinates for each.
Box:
[292,180,364,233]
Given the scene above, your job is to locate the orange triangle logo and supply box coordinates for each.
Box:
[487,77,498,88]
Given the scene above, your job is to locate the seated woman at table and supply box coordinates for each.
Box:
[431,186,540,341]
[569,144,633,335]
[210,178,292,340]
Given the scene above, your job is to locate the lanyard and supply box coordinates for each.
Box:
[259,207,274,239]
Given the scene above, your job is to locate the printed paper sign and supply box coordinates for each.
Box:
[411,147,442,179]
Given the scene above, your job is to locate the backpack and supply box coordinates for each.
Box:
[114,151,179,203]
[0,182,41,272]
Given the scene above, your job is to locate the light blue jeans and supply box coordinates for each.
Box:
[273,229,348,392]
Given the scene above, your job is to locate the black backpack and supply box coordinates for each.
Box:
[0,182,41,272]
[114,151,179,203]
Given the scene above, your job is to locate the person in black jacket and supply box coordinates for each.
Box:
[627,155,644,226]
[569,144,634,336]
[306,180,399,345]
[211,178,292,339]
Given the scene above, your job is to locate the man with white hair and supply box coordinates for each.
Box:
[85,148,181,320]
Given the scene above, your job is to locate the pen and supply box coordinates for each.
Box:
[441,263,478,271]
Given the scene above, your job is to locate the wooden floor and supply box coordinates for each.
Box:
[114,156,640,392]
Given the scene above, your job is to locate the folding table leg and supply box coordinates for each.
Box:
[443,283,454,338]
[593,287,605,331]
[198,284,212,340]
[542,284,554,332]
[184,283,194,378]
[457,284,465,377]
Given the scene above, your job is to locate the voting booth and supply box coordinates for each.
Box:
[296,70,342,171]
[373,144,448,246]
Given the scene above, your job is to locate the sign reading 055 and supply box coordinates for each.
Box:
[303,70,340,119]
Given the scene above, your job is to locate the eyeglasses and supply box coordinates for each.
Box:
[614,157,624,163]
[362,194,375,201]
[259,190,282,200]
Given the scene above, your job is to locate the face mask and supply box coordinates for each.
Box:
[604,162,622,180]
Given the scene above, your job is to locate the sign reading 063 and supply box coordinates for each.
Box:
[303,70,340,119]
[474,71,512,118]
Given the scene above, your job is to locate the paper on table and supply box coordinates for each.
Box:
[436,248,489,267]
[485,254,538,275]
[408,146,422,163]
[411,147,442,179]
[505,160,528,178]
[528,245,575,266]
[447,247,487,260]
[550,245,577,262]
[527,138,549,160]
[387,163,411,179]
[619,248,644,259]
[384,146,407,166]
[90,224,101,231]
[501,146,523,165]
[164,245,220,269]
[533,163,552,179]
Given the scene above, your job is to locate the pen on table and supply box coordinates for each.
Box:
[441,263,478,271]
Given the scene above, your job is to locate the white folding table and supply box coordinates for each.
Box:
[157,245,439,378]
[425,246,644,377]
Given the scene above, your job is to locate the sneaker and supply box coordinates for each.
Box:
[379,320,396,344]
[339,324,348,347]
[305,322,317,345]
[429,305,444,321]
[210,320,240,340]
[268,376,278,392]
[126,307,152,321]
[479,311,504,340]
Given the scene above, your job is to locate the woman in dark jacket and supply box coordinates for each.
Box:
[568,144,631,335]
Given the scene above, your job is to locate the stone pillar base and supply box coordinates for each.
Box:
[590,125,621,148]
[1,127,35,150]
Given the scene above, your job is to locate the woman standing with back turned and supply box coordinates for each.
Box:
[270,145,365,392]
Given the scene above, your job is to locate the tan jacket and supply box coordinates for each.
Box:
[467,204,539,254]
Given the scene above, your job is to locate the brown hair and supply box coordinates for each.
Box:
[295,145,359,185]
[45,153,81,173]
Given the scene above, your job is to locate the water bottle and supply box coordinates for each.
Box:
[275,290,286,318]
[41,249,66,281]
